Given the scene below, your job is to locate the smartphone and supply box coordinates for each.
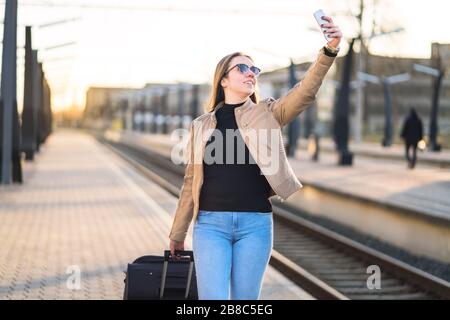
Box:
[313,9,333,42]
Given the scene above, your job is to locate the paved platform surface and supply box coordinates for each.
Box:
[0,129,313,300]
[116,131,450,223]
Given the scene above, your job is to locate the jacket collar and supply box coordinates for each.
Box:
[211,98,253,121]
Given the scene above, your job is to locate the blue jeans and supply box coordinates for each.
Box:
[193,210,273,300]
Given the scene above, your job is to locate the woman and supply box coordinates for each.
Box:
[169,16,342,300]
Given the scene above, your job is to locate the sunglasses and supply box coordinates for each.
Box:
[224,63,261,77]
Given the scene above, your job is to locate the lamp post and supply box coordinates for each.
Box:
[286,59,301,157]
[353,27,405,145]
[413,63,445,151]
[1,0,20,184]
[357,72,411,147]
[333,39,355,165]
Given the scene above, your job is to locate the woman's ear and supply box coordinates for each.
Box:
[220,77,227,89]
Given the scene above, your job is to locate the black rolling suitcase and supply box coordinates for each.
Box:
[123,250,198,300]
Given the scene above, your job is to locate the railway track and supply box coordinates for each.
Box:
[98,135,450,300]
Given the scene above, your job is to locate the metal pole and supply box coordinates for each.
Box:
[29,50,39,158]
[333,39,355,166]
[354,44,365,144]
[161,89,169,134]
[429,71,443,151]
[151,95,157,133]
[21,26,35,159]
[42,75,52,140]
[412,63,441,151]
[354,0,365,144]
[36,63,44,152]
[1,0,18,184]
[177,84,185,129]
[382,80,393,147]
[303,101,316,139]
[190,84,199,120]
[11,3,21,183]
[287,59,300,157]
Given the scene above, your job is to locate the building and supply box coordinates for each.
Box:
[82,87,139,130]
[82,43,450,147]
[83,83,211,133]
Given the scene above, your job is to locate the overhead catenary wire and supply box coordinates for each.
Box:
[2,0,313,17]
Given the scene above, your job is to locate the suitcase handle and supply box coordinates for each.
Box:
[164,250,194,261]
[160,250,194,299]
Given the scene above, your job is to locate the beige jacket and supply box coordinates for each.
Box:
[169,47,336,242]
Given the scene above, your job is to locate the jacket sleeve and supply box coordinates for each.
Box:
[267,47,336,128]
[168,121,195,242]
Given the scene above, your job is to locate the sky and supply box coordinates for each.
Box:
[0,0,449,111]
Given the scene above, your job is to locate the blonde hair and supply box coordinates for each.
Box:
[205,52,259,113]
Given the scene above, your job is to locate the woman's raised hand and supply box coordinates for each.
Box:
[321,15,342,48]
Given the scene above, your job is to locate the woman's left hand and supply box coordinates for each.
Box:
[321,16,342,48]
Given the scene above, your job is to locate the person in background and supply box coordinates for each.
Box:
[400,107,423,169]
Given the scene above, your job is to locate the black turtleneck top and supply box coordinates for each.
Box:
[199,101,273,213]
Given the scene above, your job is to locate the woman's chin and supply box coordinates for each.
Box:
[241,88,254,96]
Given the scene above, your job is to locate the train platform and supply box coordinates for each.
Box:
[291,147,450,224]
[297,137,450,168]
[0,129,313,300]
[113,130,450,224]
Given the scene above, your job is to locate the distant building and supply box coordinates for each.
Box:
[83,83,210,132]
[82,44,450,147]
[83,87,139,130]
